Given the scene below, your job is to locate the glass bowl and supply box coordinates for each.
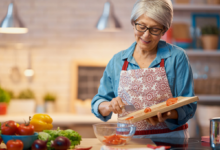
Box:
[93,123,136,146]
[1,132,38,149]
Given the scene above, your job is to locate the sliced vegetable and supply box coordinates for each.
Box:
[51,136,71,150]
[166,98,178,106]
[102,134,127,145]
[1,120,18,135]
[146,144,171,149]
[125,116,134,120]
[6,139,23,150]
[30,114,53,132]
[144,107,151,113]
[32,139,48,150]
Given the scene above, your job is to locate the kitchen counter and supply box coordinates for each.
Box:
[75,138,155,150]
[0,113,118,125]
[0,137,212,150]
[76,138,211,150]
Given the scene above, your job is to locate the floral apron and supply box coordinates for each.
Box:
[118,59,189,138]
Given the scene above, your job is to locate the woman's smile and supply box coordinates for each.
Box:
[140,38,151,44]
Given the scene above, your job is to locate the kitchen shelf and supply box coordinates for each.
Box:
[173,4,220,11]
[186,50,220,56]
[197,95,220,102]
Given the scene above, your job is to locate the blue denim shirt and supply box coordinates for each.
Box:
[91,40,197,130]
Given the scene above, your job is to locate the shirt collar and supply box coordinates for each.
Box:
[121,40,171,67]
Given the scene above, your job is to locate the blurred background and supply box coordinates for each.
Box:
[0,0,220,138]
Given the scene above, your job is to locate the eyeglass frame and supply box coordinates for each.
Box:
[134,23,164,36]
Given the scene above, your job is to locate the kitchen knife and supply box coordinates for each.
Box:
[122,105,136,112]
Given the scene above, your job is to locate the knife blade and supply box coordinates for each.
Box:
[122,105,136,112]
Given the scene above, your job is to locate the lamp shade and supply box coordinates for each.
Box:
[96,1,121,32]
[0,2,28,34]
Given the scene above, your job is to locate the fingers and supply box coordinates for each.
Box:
[145,111,171,126]
[146,116,158,126]
[157,111,171,122]
[110,97,125,114]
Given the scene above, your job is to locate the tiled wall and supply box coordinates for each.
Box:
[0,0,219,113]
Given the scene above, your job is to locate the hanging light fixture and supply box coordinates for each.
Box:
[0,2,28,34]
[96,0,121,32]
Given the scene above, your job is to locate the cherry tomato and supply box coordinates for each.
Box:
[144,107,151,113]
[1,120,18,135]
[18,123,34,135]
[6,139,23,150]
[166,98,178,106]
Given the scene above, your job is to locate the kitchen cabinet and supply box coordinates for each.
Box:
[173,3,220,52]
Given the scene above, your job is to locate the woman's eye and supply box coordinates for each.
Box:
[151,28,160,32]
[138,25,146,30]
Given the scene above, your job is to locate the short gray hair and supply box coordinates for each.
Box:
[130,0,173,32]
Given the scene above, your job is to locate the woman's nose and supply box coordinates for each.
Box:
[142,29,151,38]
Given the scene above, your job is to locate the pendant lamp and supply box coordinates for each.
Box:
[0,2,28,34]
[96,0,121,32]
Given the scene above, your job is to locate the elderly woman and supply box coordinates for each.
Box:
[91,0,197,138]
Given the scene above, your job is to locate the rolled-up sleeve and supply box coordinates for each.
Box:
[91,58,116,122]
[165,51,197,130]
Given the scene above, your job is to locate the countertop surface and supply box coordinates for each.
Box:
[75,138,154,150]
[0,113,118,125]
[76,138,211,150]
[0,138,212,150]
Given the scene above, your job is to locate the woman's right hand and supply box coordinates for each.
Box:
[108,97,125,114]
[98,97,125,116]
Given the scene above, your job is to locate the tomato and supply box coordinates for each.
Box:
[144,107,151,113]
[6,139,23,150]
[166,98,178,106]
[0,137,2,144]
[146,144,171,149]
[1,120,18,135]
[18,123,34,135]
[125,116,134,120]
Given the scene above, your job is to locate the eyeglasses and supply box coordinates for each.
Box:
[135,23,164,36]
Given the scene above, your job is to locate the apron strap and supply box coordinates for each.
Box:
[122,59,129,70]
[160,59,165,67]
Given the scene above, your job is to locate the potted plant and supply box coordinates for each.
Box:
[0,87,11,115]
[201,25,219,50]
[7,89,36,114]
[43,92,56,113]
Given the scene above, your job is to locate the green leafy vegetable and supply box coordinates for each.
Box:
[38,127,82,149]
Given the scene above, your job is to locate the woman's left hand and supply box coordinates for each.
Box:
[145,109,178,125]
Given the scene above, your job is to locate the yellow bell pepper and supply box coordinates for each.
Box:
[30,114,53,132]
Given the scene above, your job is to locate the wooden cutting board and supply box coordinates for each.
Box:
[118,96,199,124]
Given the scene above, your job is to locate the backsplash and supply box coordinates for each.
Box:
[0,0,219,113]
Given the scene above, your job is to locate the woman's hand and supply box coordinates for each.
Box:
[145,109,178,125]
[109,97,125,114]
[98,97,125,116]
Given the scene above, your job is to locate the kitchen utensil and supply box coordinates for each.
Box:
[122,105,136,112]
[210,117,220,149]
[93,123,136,146]
[118,96,199,124]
